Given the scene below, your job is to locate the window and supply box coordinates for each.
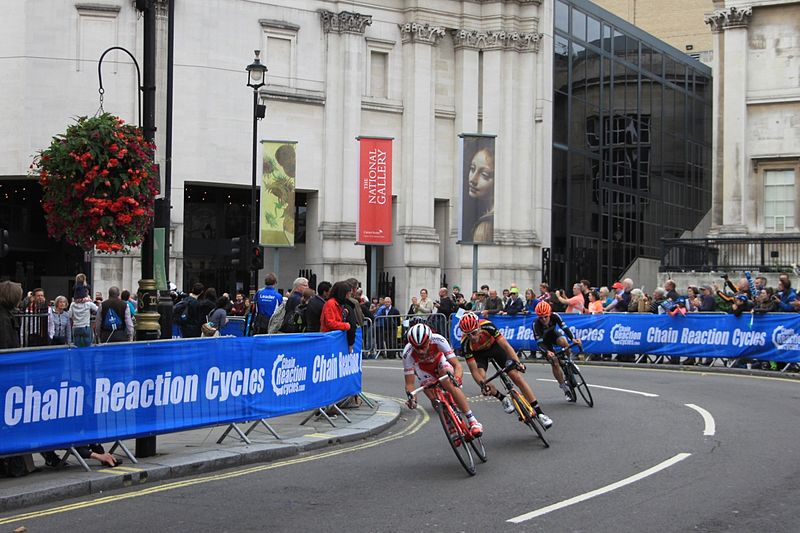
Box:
[369,51,388,98]
[260,21,299,88]
[764,170,795,232]
[555,1,570,32]
[76,4,120,72]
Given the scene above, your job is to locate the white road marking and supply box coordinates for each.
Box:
[684,403,716,436]
[536,378,659,397]
[362,365,403,371]
[507,453,692,523]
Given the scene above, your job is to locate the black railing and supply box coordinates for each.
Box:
[661,236,800,273]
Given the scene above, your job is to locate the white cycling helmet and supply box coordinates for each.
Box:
[407,323,432,349]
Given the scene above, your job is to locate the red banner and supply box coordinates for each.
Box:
[357,137,393,245]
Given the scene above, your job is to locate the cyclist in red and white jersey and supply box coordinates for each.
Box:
[403,323,483,437]
[458,312,553,429]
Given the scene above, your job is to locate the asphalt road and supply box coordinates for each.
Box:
[2,361,800,532]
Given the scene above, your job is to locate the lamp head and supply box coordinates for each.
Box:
[246,50,268,89]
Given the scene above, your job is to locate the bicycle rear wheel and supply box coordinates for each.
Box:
[436,402,476,475]
[568,361,594,407]
[509,390,549,448]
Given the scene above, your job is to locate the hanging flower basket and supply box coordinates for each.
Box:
[32,113,158,253]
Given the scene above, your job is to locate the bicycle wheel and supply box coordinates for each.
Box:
[509,390,549,448]
[436,402,476,475]
[568,361,594,407]
[468,432,488,463]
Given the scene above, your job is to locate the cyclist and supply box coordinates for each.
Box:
[458,312,553,429]
[532,301,583,401]
[403,323,484,437]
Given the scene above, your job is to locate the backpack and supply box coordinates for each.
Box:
[102,306,123,331]
[267,303,286,334]
[173,298,189,325]
[280,304,306,334]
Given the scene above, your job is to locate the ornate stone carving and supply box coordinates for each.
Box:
[399,22,447,45]
[319,10,372,34]
[704,6,752,32]
[451,29,542,52]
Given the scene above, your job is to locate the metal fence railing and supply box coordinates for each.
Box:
[371,313,451,359]
[661,236,800,273]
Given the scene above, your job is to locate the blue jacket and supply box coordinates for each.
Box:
[255,286,282,317]
[776,287,797,312]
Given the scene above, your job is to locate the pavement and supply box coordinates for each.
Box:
[0,394,400,513]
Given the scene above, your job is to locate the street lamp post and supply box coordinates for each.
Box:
[246,51,267,294]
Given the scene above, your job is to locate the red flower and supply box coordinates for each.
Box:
[107,158,119,168]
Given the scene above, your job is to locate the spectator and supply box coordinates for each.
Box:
[628,288,647,313]
[416,288,434,315]
[580,279,592,309]
[321,281,354,350]
[648,287,668,314]
[556,283,585,313]
[435,287,456,317]
[608,279,633,312]
[686,286,702,312]
[500,287,524,315]
[668,296,688,317]
[174,283,203,338]
[344,278,366,327]
[731,293,752,317]
[374,296,400,355]
[664,279,679,301]
[96,286,133,343]
[230,291,246,316]
[587,290,603,314]
[206,295,229,334]
[198,288,218,327]
[599,286,613,309]
[407,295,419,315]
[536,282,552,303]
[698,285,717,311]
[0,280,23,349]
[22,287,49,346]
[67,285,98,347]
[501,288,510,307]
[253,273,281,334]
[775,278,797,312]
[94,291,104,307]
[73,273,89,301]
[471,290,487,314]
[754,287,778,314]
[369,297,380,316]
[453,290,468,310]
[755,276,768,292]
[121,290,137,318]
[481,289,503,317]
[48,295,71,345]
[524,288,537,313]
[305,281,331,333]
[280,277,310,332]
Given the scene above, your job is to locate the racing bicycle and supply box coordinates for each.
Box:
[482,360,549,448]
[550,341,594,407]
[408,374,487,476]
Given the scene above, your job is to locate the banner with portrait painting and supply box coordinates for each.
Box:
[458,134,496,244]
[260,141,297,247]
[357,137,393,245]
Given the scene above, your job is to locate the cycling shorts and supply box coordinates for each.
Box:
[470,343,510,372]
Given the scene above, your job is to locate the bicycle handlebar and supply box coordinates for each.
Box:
[546,339,583,357]
[408,373,452,398]
[481,359,520,387]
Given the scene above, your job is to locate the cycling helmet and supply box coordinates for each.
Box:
[535,300,552,317]
[407,323,432,349]
[458,312,480,335]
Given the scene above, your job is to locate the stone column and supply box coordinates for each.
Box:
[398,22,446,294]
[705,6,752,234]
[318,10,372,280]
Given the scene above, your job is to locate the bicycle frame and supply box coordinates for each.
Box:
[409,374,474,443]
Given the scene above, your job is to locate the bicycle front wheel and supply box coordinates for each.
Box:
[469,433,487,463]
[509,390,549,448]
[568,361,594,407]
[436,402,476,475]
[561,361,577,403]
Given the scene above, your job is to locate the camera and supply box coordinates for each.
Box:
[720,273,729,280]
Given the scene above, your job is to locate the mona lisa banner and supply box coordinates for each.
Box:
[261,141,297,247]
[458,134,496,244]
[357,137,393,245]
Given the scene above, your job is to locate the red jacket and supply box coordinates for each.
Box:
[320,298,350,332]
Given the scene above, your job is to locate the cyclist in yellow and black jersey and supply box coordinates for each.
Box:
[458,312,553,429]
[533,301,582,401]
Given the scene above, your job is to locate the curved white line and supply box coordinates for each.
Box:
[684,403,716,436]
[536,378,659,397]
[507,453,692,523]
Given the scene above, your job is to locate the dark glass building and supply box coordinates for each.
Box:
[551,0,712,288]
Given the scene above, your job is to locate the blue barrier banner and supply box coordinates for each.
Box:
[449,313,800,362]
[0,331,361,456]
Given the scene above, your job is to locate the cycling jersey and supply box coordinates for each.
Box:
[462,319,509,371]
[533,312,575,351]
[402,333,456,385]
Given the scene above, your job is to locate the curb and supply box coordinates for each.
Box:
[0,396,401,513]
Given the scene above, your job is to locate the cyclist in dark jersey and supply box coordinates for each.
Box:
[533,301,582,401]
[458,312,553,429]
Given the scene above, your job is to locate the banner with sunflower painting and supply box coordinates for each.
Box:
[260,141,296,247]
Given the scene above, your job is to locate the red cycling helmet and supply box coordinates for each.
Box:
[535,300,552,317]
[458,312,480,335]
[407,323,432,349]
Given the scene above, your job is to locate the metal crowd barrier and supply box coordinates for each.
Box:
[370,312,451,359]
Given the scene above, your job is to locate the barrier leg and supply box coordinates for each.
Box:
[358,392,375,409]
[245,419,281,439]
[300,407,337,428]
[329,403,351,423]
[67,447,92,473]
[216,423,252,445]
[109,440,138,464]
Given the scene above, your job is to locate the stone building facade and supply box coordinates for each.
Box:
[0,0,553,303]
[705,1,800,239]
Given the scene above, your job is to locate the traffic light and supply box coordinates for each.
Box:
[0,229,8,258]
[250,246,264,271]
[229,236,243,267]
